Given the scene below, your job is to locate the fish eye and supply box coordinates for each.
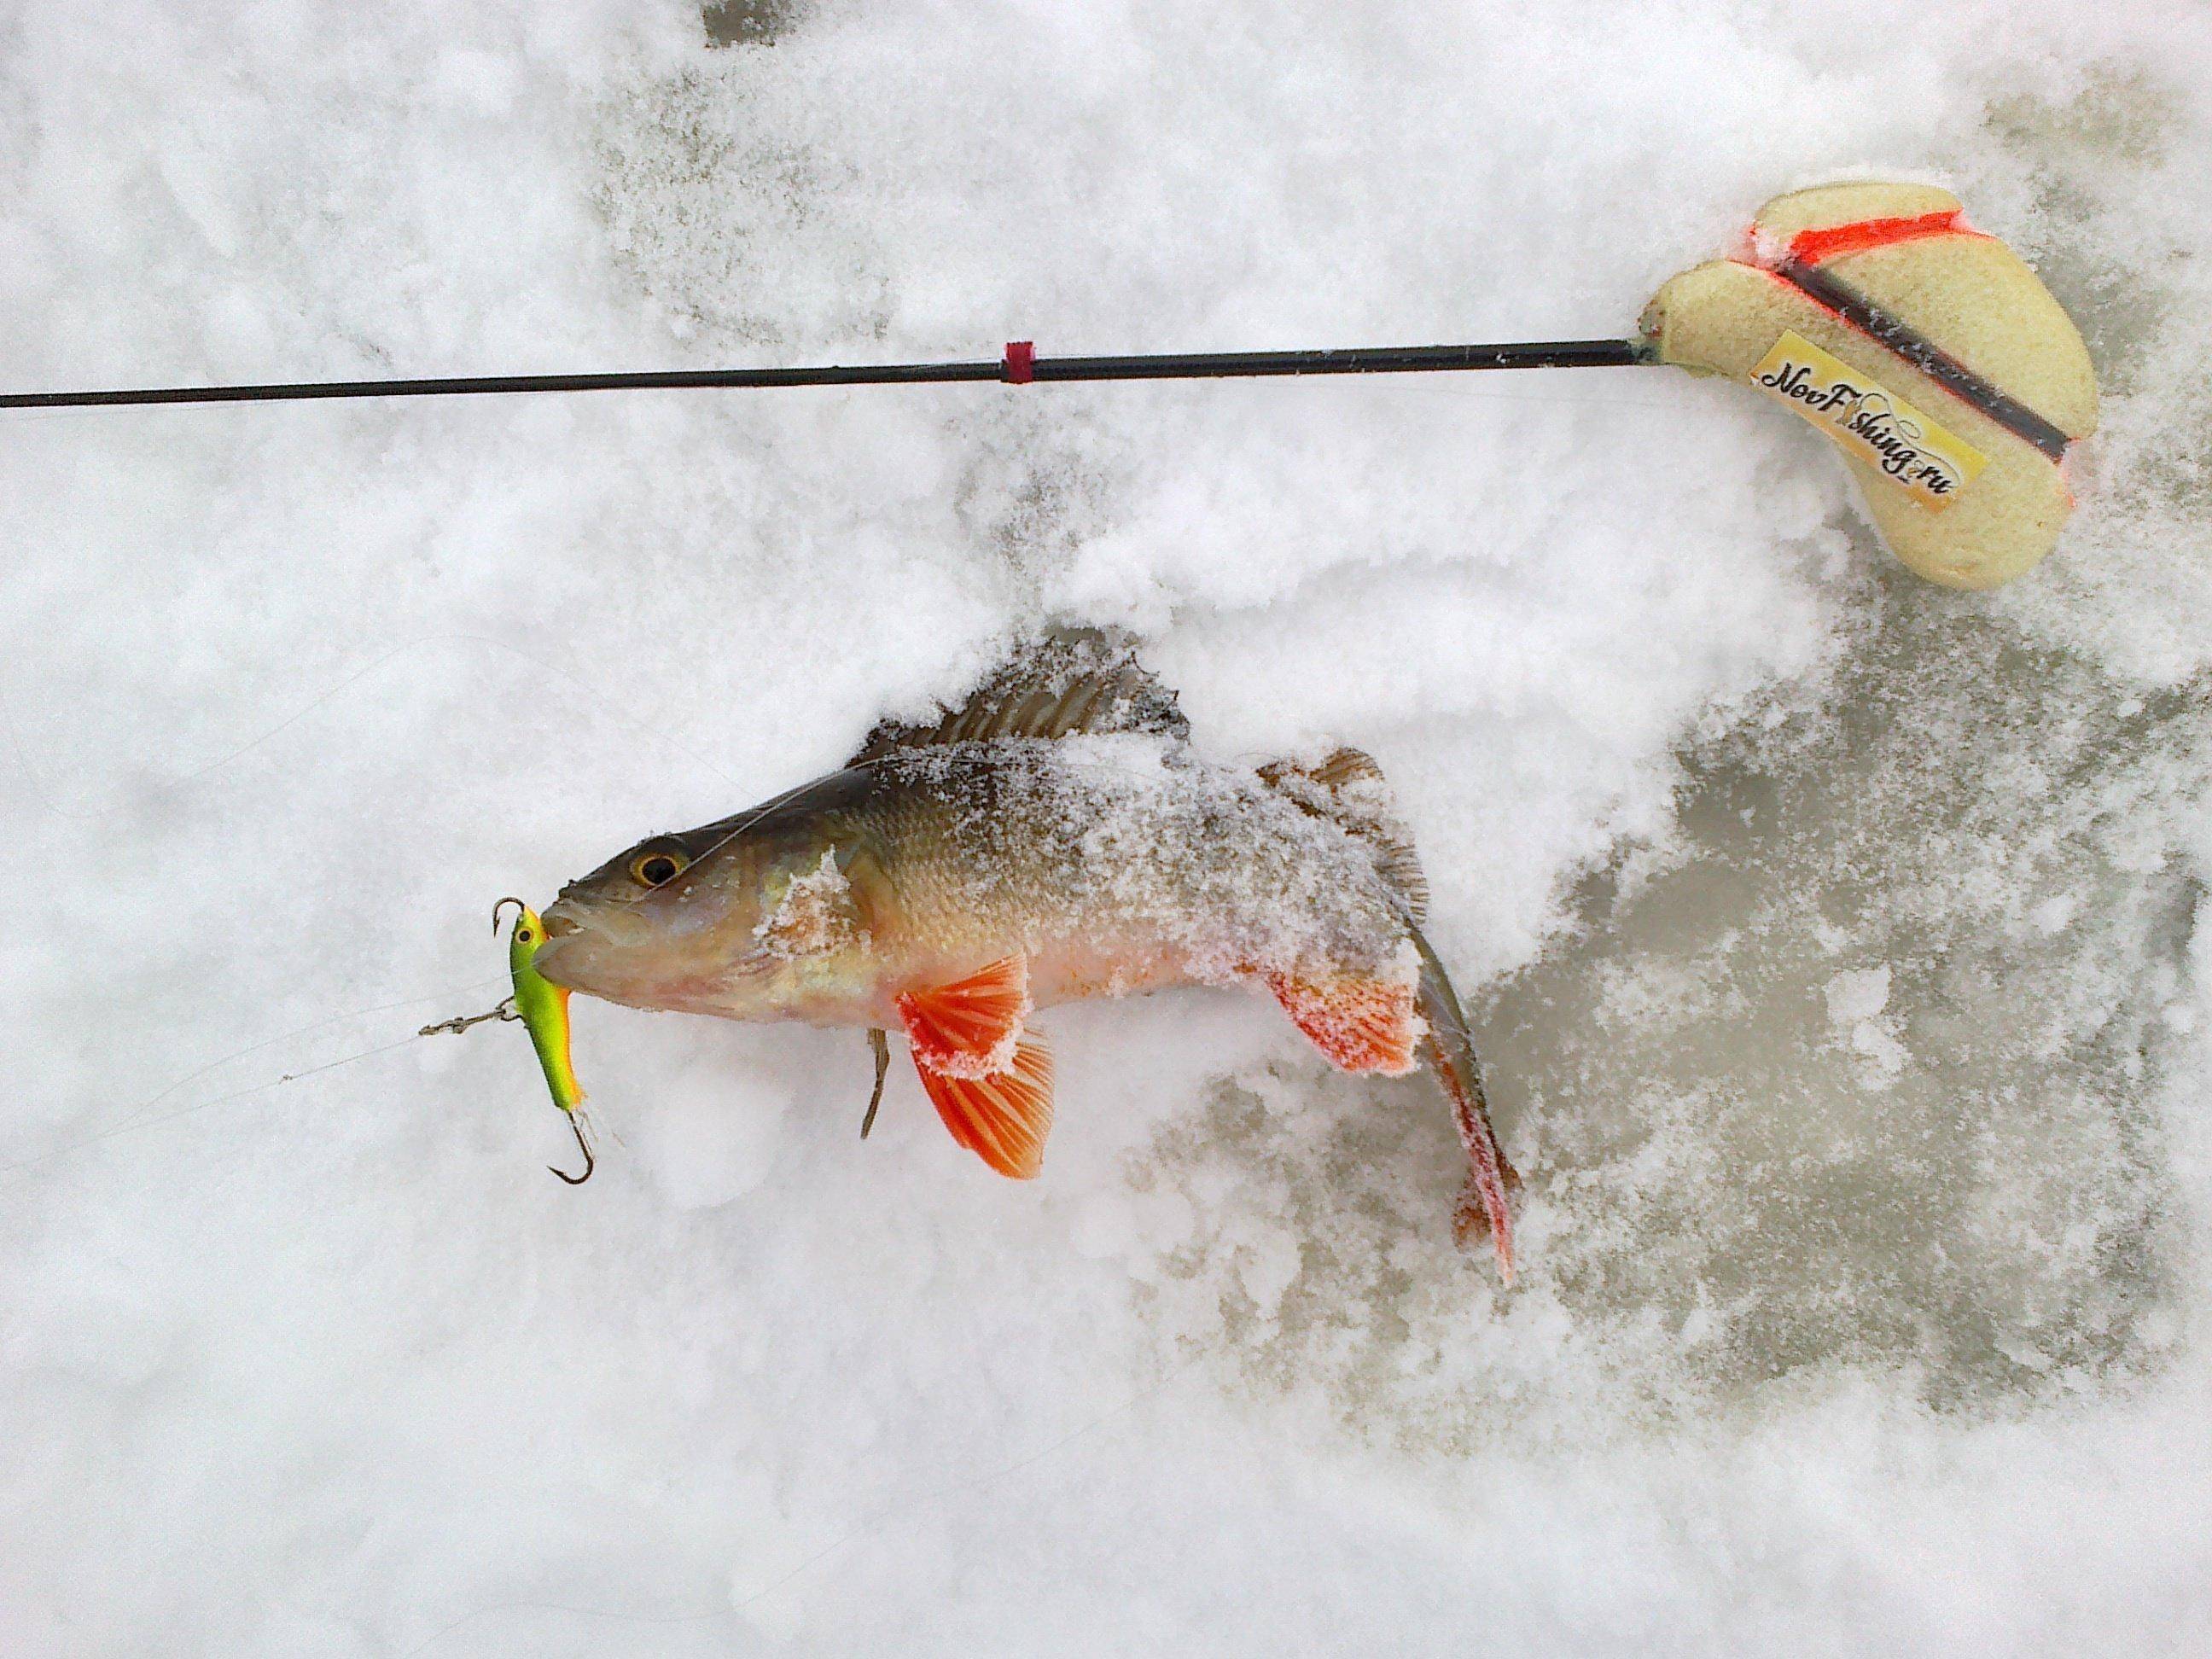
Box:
[631,849,687,888]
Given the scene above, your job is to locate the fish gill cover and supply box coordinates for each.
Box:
[2,3,2209,1655]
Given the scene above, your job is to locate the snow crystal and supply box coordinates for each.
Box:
[754,845,859,959]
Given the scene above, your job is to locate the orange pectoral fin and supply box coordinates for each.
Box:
[895,955,1032,1076]
[897,956,1055,1178]
[1265,970,1421,1076]
[911,1033,1055,1179]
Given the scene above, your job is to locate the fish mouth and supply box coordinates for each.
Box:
[529,897,665,992]
[539,896,661,947]
[530,924,774,1014]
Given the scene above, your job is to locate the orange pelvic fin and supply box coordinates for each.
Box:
[895,954,1032,1078]
[1265,969,1422,1076]
[911,1031,1055,1179]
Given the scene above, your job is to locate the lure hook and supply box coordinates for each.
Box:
[549,1112,595,1185]
[492,896,527,935]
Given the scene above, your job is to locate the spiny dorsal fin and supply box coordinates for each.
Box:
[847,627,1188,766]
[1257,747,1429,923]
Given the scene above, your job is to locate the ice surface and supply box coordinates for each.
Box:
[3,2,2211,1653]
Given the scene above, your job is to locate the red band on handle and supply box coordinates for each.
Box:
[1003,341,1035,384]
[1784,209,1976,266]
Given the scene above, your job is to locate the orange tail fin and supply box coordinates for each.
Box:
[1407,926,1516,1283]
[1424,1033,1516,1284]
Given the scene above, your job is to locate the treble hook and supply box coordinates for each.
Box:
[549,1111,595,1185]
[492,896,527,935]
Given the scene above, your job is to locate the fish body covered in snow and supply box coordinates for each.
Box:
[532,633,1517,1274]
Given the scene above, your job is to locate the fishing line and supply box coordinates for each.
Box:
[6,630,747,825]
[3,1034,416,1184]
[0,672,55,817]
[5,633,770,1174]
[5,690,976,1185]
[102,977,512,1138]
[2,973,512,1184]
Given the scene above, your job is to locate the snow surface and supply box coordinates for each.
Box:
[4,1,2212,1652]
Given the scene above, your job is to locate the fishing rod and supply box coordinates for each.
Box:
[0,180,2098,591]
[0,337,1650,409]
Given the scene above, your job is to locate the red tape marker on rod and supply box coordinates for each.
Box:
[1002,341,1036,385]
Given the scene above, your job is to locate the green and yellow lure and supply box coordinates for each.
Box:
[497,898,592,1183]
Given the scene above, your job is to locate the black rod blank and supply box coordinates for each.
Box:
[0,338,1650,411]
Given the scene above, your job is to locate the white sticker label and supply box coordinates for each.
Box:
[1751,331,1988,509]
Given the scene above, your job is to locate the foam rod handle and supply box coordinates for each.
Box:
[1639,182,2098,589]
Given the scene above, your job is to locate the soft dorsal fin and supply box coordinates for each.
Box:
[1257,747,1429,923]
[847,628,1189,765]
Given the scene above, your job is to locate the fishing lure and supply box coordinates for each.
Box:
[494,897,593,1183]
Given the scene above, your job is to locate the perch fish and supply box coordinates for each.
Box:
[530,635,1517,1274]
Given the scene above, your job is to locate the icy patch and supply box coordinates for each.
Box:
[1825,964,1906,1087]
[1129,580,2197,1440]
